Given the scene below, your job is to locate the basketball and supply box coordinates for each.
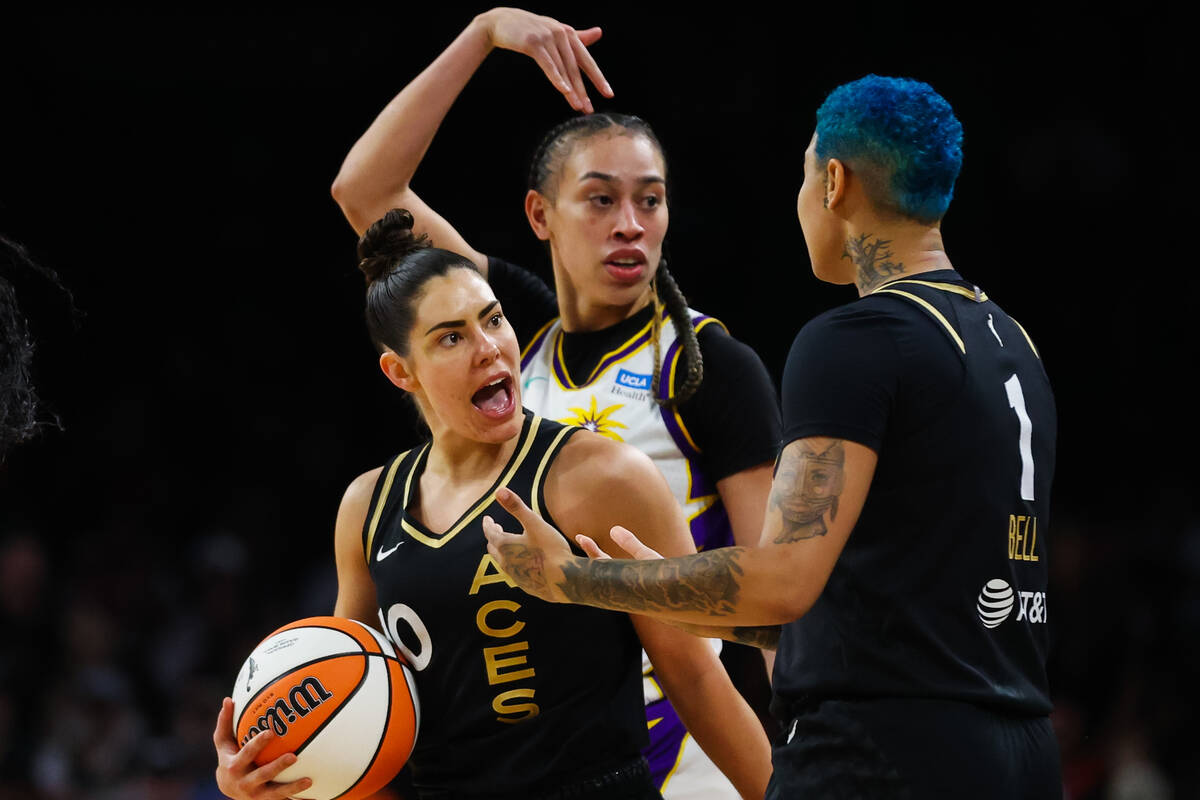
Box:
[230,616,420,800]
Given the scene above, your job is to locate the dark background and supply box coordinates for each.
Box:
[1,4,1194,799]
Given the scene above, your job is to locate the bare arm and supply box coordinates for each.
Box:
[576,530,781,651]
[330,8,612,260]
[485,436,878,627]
[542,436,771,800]
[212,468,383,799]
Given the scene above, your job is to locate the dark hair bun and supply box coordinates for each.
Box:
[357,208,431,284]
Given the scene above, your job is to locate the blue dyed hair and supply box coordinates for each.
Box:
[815,75,963,223]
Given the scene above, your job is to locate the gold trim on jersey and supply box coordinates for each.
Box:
[658,732,693,793]
[399,417,544,549]
[364,452,410,562]
[1010,317,1041,358]
[666,316,726,452]
[530,425,576,517]
[879,278,989,303]
[521,318,557,362]
[873,288,967,354]
[551,307,671,390]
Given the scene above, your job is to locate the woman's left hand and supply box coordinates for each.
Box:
[483,487,576,603]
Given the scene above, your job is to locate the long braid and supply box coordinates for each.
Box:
[649,259,703,408]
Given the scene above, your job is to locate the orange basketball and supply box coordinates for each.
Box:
[231,616,420,800]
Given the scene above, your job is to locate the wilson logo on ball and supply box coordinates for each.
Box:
[240,676,334,744]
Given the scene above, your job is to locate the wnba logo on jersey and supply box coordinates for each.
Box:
[976,578,1047,628]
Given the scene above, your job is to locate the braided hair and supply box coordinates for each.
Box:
[528,114,703,407]
[1,235,69,461]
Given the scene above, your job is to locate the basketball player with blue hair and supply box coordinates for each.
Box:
[485,74,1063,799]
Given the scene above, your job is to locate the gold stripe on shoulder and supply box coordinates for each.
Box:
[521,317,558,361]
[364,452,409,561]
[531,424,576,517]
[874,288,966,354]
[1010,317,1041,359]
[880,279,988,303]
[404,417,544,549]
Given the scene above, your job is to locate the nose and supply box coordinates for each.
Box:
[613,199,644,241]
[477,331,502,365]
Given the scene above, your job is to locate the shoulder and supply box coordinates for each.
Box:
[337,466,386,527]
[549,430,659,492]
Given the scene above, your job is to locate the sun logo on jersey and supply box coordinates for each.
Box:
[560,396,627,441]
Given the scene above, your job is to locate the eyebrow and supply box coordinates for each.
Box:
[424,300,500,335]
[578,171,665,186]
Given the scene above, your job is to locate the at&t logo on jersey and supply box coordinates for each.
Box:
[976,578,1047,628]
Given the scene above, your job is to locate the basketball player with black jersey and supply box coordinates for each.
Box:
[484,75,1063,799]
[213,210,771,800]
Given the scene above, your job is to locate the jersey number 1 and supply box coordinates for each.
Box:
[1003,374,1035,501]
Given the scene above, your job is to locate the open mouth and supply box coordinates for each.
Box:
[470,375,515,419]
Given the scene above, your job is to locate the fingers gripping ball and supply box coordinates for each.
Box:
[231,616,420,800]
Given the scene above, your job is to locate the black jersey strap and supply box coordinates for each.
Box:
[363,449,415,562]
[872,286,968,355]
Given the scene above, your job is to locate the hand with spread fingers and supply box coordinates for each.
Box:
[482,486,579,604]
[212,697,312,800]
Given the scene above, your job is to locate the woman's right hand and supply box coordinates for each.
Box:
[213,697,313,800]
[474,8,613,113]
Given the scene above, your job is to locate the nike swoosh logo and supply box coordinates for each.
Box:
[377,541,403,561]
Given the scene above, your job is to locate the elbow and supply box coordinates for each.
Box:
[330,170,355,212]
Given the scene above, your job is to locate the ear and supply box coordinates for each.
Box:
[524,189,551,241]
[824,157,846,211]
[379,349,418,393]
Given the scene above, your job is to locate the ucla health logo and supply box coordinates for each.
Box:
[615,369,651,390]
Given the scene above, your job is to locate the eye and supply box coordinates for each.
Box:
[488,312,504,328]
[438,331,461,347]
[589,194,614,207]
[642,194,662,208]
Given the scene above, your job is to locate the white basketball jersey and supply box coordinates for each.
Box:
[519,307,733,552]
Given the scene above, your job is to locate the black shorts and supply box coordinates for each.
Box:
[415,757,662,800]
[766,697,1061,800]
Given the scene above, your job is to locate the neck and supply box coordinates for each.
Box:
[842,222,953,296]
[551,262,654,332]
[425,426,520,482]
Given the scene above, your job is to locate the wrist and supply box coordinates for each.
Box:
[468,10,498,51]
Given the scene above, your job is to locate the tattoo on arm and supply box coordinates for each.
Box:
[843,233,905,292]
[770,440,846,543]
[559,548,746,617]
[495,543,549,594]
[729,625,781,650]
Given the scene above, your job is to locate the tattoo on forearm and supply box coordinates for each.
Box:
[495,543,549,594]
[558,548,746,617]
[730,625,781,650]
[843,233,905,292]
[770,440,846,543]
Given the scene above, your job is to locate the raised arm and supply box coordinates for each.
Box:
[330,8,612,264]
[541,435,771,800]
[485,436,878,627]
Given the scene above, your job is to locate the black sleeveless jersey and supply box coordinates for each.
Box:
[363,410,647,795]
[773,272,1056,716]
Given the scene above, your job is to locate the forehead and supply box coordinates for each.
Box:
[561,133,666,181]
[413,269,495,323]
